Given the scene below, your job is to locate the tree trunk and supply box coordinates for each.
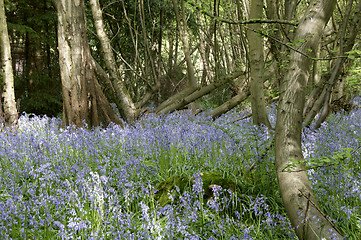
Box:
[247,0,272,129]
[196,1,211,86]
[89,0,138,122]
[154,0,198,114]
[275,0,343,239]
[306,0,361,128]
[0,0,18,128]
[172,0,197,88]
[55,0,122,127]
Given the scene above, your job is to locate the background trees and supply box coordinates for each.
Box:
[3,0,359,123]
[5,0,61,116]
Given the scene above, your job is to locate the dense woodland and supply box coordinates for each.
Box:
[0,0,361,239]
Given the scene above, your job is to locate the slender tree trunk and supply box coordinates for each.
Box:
[89,0,138,122]
[219,26,232,73]
[167,31,175,70]
[196,0,211,86]
[172,0,197,88]
[247,0,272,129]
[138,0,158,83]
[0,0,18,128]
[213,0,220,82]
[155,0,198,114]
[275,0,343,239]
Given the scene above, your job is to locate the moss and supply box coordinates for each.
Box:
[200,172,236,200]
[155,175,191,206]
[155,172,237,207]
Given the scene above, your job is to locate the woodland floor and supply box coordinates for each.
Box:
[0,99,360,239]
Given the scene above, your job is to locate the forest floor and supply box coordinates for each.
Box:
[0,99,360,239]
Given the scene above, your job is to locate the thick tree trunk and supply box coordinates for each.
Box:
[247,0,272,129]
[55,0,122,127]
[89,0,138,122]
[0,0,18,128]
[275,0,343,239]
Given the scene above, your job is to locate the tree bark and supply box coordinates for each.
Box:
[0,0,18,128]
[55,0,122,127]
[89,0,138,122]
[275,0,343,239]
[247,0,272,129]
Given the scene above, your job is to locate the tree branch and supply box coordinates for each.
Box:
[186,1,298,26]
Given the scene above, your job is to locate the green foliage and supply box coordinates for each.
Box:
[15,71,62,116]
[5,0,60,116]
[282,148,354,172]
[345,59,361,98]
[345,50,361,60]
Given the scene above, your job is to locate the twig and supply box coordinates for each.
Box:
[186,1,298,26]
[232,112,252,123]
[244,26,354,61]
[280,144,361,173]
[298,190,343,236]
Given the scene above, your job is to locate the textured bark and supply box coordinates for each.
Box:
[275,0,343,239]
[247,0,272,129]
[0,0,18,128]
[89,0,138,122]
[55,0,122,127]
